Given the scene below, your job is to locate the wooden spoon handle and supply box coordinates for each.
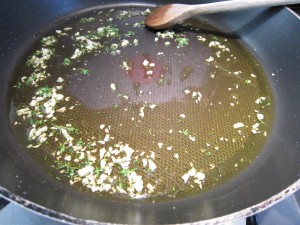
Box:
[146,0,300,29]
[188,0,300,15]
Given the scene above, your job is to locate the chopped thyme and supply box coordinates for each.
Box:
[120,168,137,176]
[124,31,135,37]
[157,77,164,86]
[80,17,95,23]
[94,166,103,176]
[78,68,89,75]
[211,35,219,41]
[63,58,71,66]
[175,37,189,47]
[15,82,22,89]
[36,86,52,96]
[183,129,190,136]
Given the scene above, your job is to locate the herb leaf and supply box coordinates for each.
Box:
[63,58,71,66]
[78,68,90,75]
[183,129,190,136]
[120,168,137,176]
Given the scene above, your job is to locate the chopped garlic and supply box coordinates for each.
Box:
[133,39,139,46]
[78,165,94,177]
[121,39,129,47]
[205,56,214,62]
[233,122,244,129]
[60,128,73,142]
[99,148,106,160]
[148,159,157,172]
[255,97,266,104]
[149,104,157,110]
[196,172,205,180]
[257,113,264,121]
[56,107,66,113]
[164,41,171,47]
[110,83,117,91]
[142,59,149,67]
[142,159,148,167]
[149,151,155,159]
[146,183,155,193]
[122,61,131,71]
[182,173,189,183]
[167,146,173,151]
[64,155,71,161]
[184,89,190,94]
[139,107,145,118]
[57,77,64,83]
[180,114,186,118]
[188,167,197,177]
[189,135,196,142]
[173,153,179,160]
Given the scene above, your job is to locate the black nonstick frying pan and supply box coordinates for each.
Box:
[0,0,300,224]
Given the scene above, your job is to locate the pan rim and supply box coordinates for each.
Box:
[1,2,300,224]
[0,179,299,225]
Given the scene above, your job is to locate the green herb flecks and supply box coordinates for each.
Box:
[15,82,22,89]
[157,77,164,86]
[180,66,194,81]
[211,35,219,41]
[80,17,95,23]
[205,152,212,157]
[97,26,120,38]
[29,118,46,126]
[120,168,137,176]
[94,166,103,176]
[175,37,189,48]
[66,126,80,134]
[76,139,85,146]
[56,161,79,178]
[183,129,190,136]
[36,86,52,96]
[58,143,74,154]
[117,178,126,189]
[124,31,135,37]
[63,58,71,66]
[78,68,90,75]
[41,36,57,47]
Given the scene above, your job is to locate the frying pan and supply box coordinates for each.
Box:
[0,0,300,224]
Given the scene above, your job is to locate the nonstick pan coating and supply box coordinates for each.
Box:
[0,0,300,224]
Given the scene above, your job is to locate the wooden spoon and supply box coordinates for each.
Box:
[145,0,300,29]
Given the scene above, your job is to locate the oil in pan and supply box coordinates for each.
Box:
[9,6,274,202]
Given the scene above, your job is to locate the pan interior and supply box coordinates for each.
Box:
[9,5,274,202]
